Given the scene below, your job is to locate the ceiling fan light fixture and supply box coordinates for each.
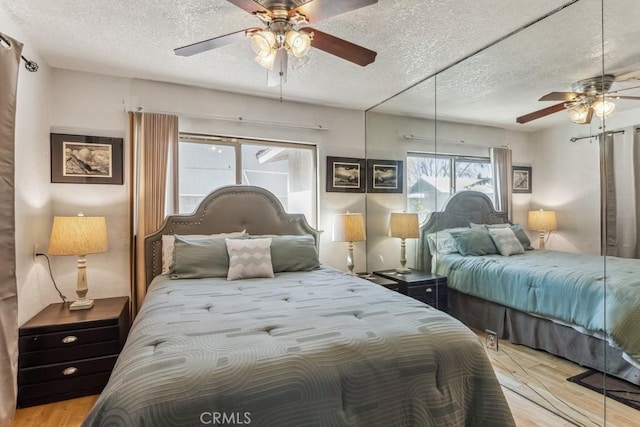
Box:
[285,30,312,58]
[250,30,277,63]
[566,103,593,124]
[592,99,616,118]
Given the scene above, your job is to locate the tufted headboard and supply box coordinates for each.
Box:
[144,185,320,287]
[417,191,509,271]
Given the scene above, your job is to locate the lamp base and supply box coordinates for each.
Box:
[395,267,412,274]
[69,298,94,311]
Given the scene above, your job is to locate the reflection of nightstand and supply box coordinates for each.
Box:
[356,272,400,292]
[18,296,130,407]
[373,269,448,312]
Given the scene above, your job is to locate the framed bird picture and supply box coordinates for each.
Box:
[50,133,123,185]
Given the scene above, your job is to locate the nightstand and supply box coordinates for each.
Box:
[356,272,400,292]
[17,296,130,407]
[373,269,448,311]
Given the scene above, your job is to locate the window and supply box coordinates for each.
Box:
[178,134,317,226]
[406,153,492,221]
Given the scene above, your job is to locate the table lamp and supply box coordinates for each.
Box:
[388,212,420,273]
[47,214,108,310]
[332,213,366,274]
[528,209,557,249]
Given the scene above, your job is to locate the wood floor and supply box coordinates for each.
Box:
[11,331,639,426]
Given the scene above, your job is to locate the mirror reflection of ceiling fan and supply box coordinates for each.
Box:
[174,0,378,86]
[516,72,640,125]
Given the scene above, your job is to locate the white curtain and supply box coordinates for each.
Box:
[605,127,640,258]
[490,146,513,221]
[0,32,22,427]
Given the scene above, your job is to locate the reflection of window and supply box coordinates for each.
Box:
[406,153,492,221]
[177,134,317,226]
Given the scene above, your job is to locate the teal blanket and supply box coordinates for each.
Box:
[436,250,640,366]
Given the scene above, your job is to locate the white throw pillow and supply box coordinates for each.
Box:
[161,231,246,274]
[226,238,274,280]
[488,227,524,256]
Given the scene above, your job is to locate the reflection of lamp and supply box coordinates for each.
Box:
[388,212,420,273]
[332,213,366,274]
[528,210,557,249]
[47,214,108,310]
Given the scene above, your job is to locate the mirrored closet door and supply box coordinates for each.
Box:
[363,0,640,424]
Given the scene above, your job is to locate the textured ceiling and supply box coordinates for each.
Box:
[2,0,639,130]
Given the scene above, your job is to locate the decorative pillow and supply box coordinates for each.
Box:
[426,228,468,254]
[250,235,319,272]
[226,238,275,280]
[162,231,246,274]
[470,223,533,251]
[488,227,525,256]
[448,228,498,256]
[510,224,534,250]
[170,235,235,279]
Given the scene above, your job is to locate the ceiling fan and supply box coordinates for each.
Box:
[174,0,378,86]
[516,74,640,125]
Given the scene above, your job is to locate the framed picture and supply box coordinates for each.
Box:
[512,166,532,193]
[326,156,366,193]
[367,159,403,193]
[51,133,124,185]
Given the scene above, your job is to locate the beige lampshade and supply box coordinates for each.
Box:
[48,215,108,256]
[332,213,366,242]
[528,210,557,232]
[388,212,420,239]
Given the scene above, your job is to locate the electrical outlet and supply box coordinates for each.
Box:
[485,329,498,351]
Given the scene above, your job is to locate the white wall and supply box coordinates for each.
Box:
[15,69,367,322]
[364,112,535,271]
[527,122,602,254]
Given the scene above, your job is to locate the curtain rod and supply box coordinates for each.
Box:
[401,133,507,148]
[570,129,625,142]
[0,33,38,72]
[135,107,329,132]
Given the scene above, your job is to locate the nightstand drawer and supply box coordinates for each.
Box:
[19,325,121,352]
[18,354,118,385]
[406,283,445,298]
[19,340,121,368]
[18,371,112,401]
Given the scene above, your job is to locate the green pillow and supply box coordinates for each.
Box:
[170,235,231,279]
[448,228,498,256]
[471,222,533,251]
[250,235,320,272]
[510,224,534,250]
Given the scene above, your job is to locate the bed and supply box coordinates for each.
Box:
[417,190,640,386]
[84,185,515,426]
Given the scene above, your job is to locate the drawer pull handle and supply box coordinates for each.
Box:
[62,367,78,376]
[425,288,433,293]
[62,336,78,344]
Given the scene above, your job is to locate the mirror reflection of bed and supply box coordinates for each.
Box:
[418,190,640,389]
[85,185,517,426]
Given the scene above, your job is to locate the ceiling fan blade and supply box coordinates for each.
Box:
[225,0,272,15]
[538,91,583,101]
[293,0,378,23]
[174,29,257,57]
[607,84,640,94]
[302,28,376,66]
[516,103,567,124]
[614,70,640,81]
[609,95,640,100]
